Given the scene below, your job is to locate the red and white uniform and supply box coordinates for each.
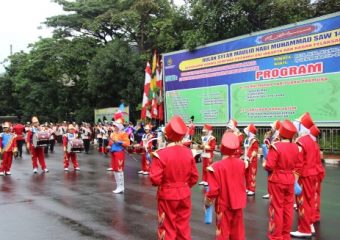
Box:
[265,141,302,240]
[140,132,154,172]
[313,139,325,223]
[201,134,216,182]
[12,124,25,141]
[63,133,80,169]
[206,156,247,240]
[234,132,244,158]
[188,122,195,140]
[0,132,17,173]
[26,127,48,171]
[295,135,318,234]
[150,144,199,240]
[244,138,259,192]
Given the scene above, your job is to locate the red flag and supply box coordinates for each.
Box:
[141,62,152,119]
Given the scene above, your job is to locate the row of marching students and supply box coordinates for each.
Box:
[0,117,92,175]
[141,113,324,240]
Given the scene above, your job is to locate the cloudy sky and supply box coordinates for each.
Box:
[0,0,185,73]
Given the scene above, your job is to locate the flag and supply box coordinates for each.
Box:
[157,59,164,121]
[150,50,158,119]
[150,50,157,91]
[141,62,152,119]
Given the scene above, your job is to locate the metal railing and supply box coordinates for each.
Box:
[193,126,340,154]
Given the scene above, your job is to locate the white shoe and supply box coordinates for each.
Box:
[247,191,255,196]
[294,203,297,209]
[0,172,5,176]
[64,168,69,171]
[262,194,269,199]
[43,168,49,173]
[203,181,208,186]
[5,171,11,175]
[290,231,312,237]
[113,172,124,194]
[137,170,144,174]
[198,181,205,185]
[311,224,315,235]
[106,168,113,171]
[33,168,38,174]
[142,171,149,175]
[75,167,80,171]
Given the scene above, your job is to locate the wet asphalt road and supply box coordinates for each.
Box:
[0,144,339,240]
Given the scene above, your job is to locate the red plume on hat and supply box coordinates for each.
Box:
[220,132,240,155]
[164,116,187,142]
[226,119,238,129]
[113,111,124,124]
[270,120,281,130]
[203,124,213,131]
[310,125,320,137]
[245,123,257,134]
[297,112,314,129]
[279,120,297,139]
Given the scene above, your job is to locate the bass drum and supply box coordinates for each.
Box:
[67,139,84,153]
[32,132,50,147]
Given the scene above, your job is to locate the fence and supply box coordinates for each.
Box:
[193,126,340,154]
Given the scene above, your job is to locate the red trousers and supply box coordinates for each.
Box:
[268,182,294,240]
[157,197,191,240]
[202,157,213,182]
[313,177,322,222]
[110,151,125,172]
[64,152,79,168]
[215,208,245,240]
[141,152,150,172]
[245,158,257,192]
[1,152,13,172]
[297,176,317,233]
[30,146,47,170]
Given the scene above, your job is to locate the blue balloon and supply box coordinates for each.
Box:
[294,181,302,196]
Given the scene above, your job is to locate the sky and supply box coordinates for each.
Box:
[0,0,66,73]
[0,0,185,73]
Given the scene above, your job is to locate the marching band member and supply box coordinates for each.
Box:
[262,120,281,199]
[63,124,81,171]
[136,124,154,175]
[291,112,318,238]
[198,124,216,186]
[187,116,195,140]
[309,124,325,224]
[205,132,247,240]
[0,122,18,176]
[26,116,49,174]
[226,119,244,158]
[263,119,302,240]
[81,123,92,154]
[12,122,25,158]
[48,123,56,153]
[150,116,198,240]
[108,114,130,194]
[243,124,259,196]
[96,123,104,153]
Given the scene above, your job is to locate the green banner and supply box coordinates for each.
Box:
[231,72,340,123]
[166,85,229,124]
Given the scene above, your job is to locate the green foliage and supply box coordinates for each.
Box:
[2,0,338,123]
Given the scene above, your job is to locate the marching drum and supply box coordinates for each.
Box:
[32,131,51,147]
[67,139,84,153]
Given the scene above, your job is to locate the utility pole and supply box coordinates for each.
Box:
[10,44,13,56]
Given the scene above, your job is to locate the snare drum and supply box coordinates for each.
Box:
[32,131,51,147]
[67,139,84,153]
